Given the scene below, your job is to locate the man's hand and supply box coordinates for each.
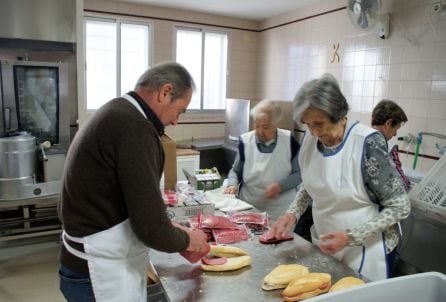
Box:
[265,183,281,198]
[186,228,208,252]
[319,231,349,254]
[271,213,297,239]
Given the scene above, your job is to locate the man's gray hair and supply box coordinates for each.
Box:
[250,99,283,125]
[135,62,195,102]
[293,73,349,124]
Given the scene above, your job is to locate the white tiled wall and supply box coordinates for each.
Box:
[257,0,446,172]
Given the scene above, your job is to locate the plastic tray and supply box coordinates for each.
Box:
[306,272,446,302]
[409,154,446,220]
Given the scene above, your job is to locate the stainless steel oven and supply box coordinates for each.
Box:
[0,60,69,149]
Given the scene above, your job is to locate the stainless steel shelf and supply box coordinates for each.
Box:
[0,194,61,242]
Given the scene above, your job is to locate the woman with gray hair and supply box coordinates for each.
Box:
[271,74,410,281]
[224,99,301,220]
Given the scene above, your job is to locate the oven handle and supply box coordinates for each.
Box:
[3,107,11,130]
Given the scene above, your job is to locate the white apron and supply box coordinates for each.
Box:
[239,129,297,220]
[299,122,388,281]
[62,93,152,301]
[62,220,150,302]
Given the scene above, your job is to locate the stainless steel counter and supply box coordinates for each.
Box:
[176,137,225,151]
[150,235,362,301]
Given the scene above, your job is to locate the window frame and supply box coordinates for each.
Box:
[83,15,153,112]
[174,25,230,113]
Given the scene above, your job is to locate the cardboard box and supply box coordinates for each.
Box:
[161,134,177,190]
[194,168,223,191]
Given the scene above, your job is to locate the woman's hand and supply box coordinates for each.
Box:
[265,183,281,198]
[271,213,297,239]
[224,185,238,195]
[319,231,349,254]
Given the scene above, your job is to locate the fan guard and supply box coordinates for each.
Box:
[347,0,381,30]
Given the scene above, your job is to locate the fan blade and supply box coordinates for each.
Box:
[357,11,369,29]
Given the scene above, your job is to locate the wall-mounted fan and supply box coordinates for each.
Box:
[347,0,390,38]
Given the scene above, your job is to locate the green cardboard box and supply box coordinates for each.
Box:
[184,167,221,191]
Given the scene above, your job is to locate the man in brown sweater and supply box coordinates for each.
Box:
[58,62,207,302]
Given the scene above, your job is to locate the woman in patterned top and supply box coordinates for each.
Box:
[271,74,410,281]
[372,99,411,190]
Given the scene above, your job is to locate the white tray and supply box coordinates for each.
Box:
[409,154,446,220]
[306,272,446,302]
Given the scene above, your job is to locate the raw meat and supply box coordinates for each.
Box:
[201,256,228,265]
[180,244,211,263]
[259,230,294,244]
[189,215,240,229]
[229,211,266,225]
[213,226,251,244]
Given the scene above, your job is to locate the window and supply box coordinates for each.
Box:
[85,18,150,110]
[175,27,228,110]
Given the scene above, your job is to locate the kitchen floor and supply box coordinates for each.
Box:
[0,235,64,302]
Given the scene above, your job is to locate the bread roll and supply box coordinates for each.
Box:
[328,276,365,292]
[201,255,251,272]
[209,245,248,258]
[262,264,309,290]
[282,273,331,301]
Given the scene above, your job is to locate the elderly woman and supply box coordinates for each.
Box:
[372,99,411,190]
[224,99,301,220]
[271,74,410,281]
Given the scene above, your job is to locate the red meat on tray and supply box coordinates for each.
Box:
[212,225,251,244]
[180,243,211,263]
[259,230,294,244]
[201,256,228,265]
[189,215,240,229]
[229,211,267,225]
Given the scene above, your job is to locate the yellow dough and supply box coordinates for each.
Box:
[282,273,331,301]
[209,245,248,258]
[328,276,365,292]
[262,264,310,290]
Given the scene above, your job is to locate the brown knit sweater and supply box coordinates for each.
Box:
[58,97,189,274]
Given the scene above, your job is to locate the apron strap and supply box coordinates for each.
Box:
[62,230,96,261]
[62,230,149,262]
[63,230,85,243]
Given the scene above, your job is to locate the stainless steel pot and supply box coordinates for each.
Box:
[0,133,36,198]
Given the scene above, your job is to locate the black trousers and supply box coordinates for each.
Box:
[293,205,313,241]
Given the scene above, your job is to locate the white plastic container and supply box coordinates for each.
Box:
[409,154,446,221]
[306,272,446,302]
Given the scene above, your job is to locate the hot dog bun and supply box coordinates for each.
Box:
[201,255,251,272]
[328,276,364,292]
[282,273,331,301]
[262,264,310,290]
[209,245,248,258]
